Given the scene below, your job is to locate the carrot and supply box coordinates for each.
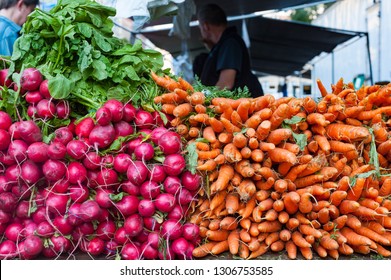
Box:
[249,223,260,238]
[197,159,217,171]
[239,229,252,243]
[316,79,329,97]
[284,164,308,182]
[266,128,292,145]
[298,192,314,214]
[258,221,282,233]
[211,240,229,255]
[313,243,328,258]
[232,133,248,148]
[346,178,366,201]
[354,226,390,246]
[177,77,193,92]
[285,240,297,259]
[363,221,386,235]
[236,99,251,122]
[307,113,330,127]
[220,117,241,133]
[213,165,234,192]
[239,146,251,159]
[299,224,322,239]
[340,227,373,247]
[283,191,300,214]
[217,132,233,144]
[256,120,272,140]
[151,71,181,91]
[237,179,256,201]
[188,91,205,105]
[257,198,274,213]
[238,242,250,259]
[239,196,257,219]
[294,174,325,189]
[206,230,230,242]
[192,241,219,258]
[277,211,289,224]
[235,160,254,178]
[359,198,380,210]
[230,110,242,127]
[270,103,292,130]
[161,103,176,114]
[379,178,391,196]
[227,230,240,255]
[319,234,339,250]
[244,114,262,129]
[206,118,223,134]
[338,243,354,255]
[268,148,297,165]
[225,193,239,215]
[247,242,268,259]
[219,216,238,231]
[210,191,227,211]
[273,179,288,194]
[197,149,221,160]
[259,141,275,152]
[247,137,258,150]
[252,95,275,111]
[223,143,242,163]
[326,123,370,142]
[292,231,311,248]
[286,218,300,231]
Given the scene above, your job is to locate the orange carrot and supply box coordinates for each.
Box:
[220,216,238,231]
[188,91,205,105]
[161,103,176,114]
[177,77,193,92]
[283,191,300,214]
[354,226,390,246]
[197,149,221,160]
[316,79,329,97]
[266,128,292,145]
[239,196,256,219]
[329,190,347,207]
[270,104,292,130]
[206,230,230,242]
[211,240,229,255]
[256,120,271,140]
[278,211,290,224]
[173,103,193,118]
[346,178,366,201]
[299,224,322,239]
[213,165,234,192]
[192,242,218,258]
[227,230,240,255]
[285,240,297,259]
[247,242,268,259]
[197,159,217,171]
[232,133,248,148]
[258,141,275,152]
[237,179,256,201]
[258,221,282,233]
[223,143,242,163]
[220,117,241,133]
[244,114,262,129]
[210,191,227,211]
[326,123,370,142]
[236,99,251,122]
[292,231,312,248]
[151,71,181,91]
[225,193,239,214]
[268,148,297,165]
[340,227,372,246]
[209,117,224,133]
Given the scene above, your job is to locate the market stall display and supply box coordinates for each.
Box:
[1,0,391,260]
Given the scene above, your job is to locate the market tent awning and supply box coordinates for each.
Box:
[141,16,364,77]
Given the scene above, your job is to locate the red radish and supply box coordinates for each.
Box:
[134,110,154,129]
[53,127,73,145]
[121,180,140,196]
[140,181,160,199]
[0,129,11,151]
[161,219,182,240]
[150,127,168,145]
[0,209,11,223]
[56,100,70,119]
[177,188,194,205]
[36,99,56,118]
[79,200,102,222]
[158,131,181,155]
[158,246,175,260]
[87,170,99,188]
[0,153,16,166]
[42,159,66,182]
[21,160,42,184]
[39,79,51,98]
[171,237,189,256]
[101,154,114,167]
[4,222,24,242]
[89,124,115,149]
[0,240,17,260]
[113,153,131,173]
[114,227,128,245]
[87,237,105,256]
[147,232,160,249]
[0,192,18,213]
[114,121,134,138]
[15,200,30,219]
[27,105,38,118]
[25,90,43,104]
[69,184,89,203]
[8,140,28,161]
[0,69,12,87]
[45,193,68,215]
[20,68,43,91]
[96,220,116,241]
[83,152,102,170]
[149,164,166,183]
[52,179,69,193]
[26,142,49,162]
[95,106,112,126]
[163,176,182,195]
[127,137,142,154]
[182,223,200,241]
[155,193,176,213]
[95,189,114,208]
[0,111,12,130]
[49,235,71,254]
[127,161,149,185]
[138,199,156,217]
[139,128,152,136]
[53,215,74,235]
[96,169,119,188]
[134,142,155,161]
[151,111,165,126]
[32,206,50,224]
[36,221,54,237]
[103,99,124,122]
[122,103,136,122]
[18,120,42,144]
[0,175,12,192]
[163,154,186,176]
[75,117,95,139]
[105,240,119,256]
[12,183,32,200]
[124,213,143,237]
[115,195,139,217]
[66,139,89,160]
[67,203,83,226]
[181,171,201,191]
[22,235,43,257]
[5,164,21,183]
[121,243,140,260]
[67,161,87,184]
[47,141,67,160]
[141,242,158,259]
[8,121,21,139]
[185,243,195,259]
[167,204,185,220]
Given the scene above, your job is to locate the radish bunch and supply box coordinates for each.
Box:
[0,97,201,259]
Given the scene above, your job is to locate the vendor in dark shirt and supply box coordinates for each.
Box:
[196,4,263,97]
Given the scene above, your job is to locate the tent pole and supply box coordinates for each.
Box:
[365,33,374,84]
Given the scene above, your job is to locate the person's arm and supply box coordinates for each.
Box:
[215,69,236,90]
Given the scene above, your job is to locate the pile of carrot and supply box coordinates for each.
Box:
[152,72,391,260]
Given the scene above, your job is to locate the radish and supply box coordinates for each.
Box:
[0,209,11,223]
[25,90,43,104]
[0,240,17,260]
[147,232,160,249]
[121,243,140,260]
[103,99,124,122]
[120,180,140,196]
[79,200,102,222]
[22,235,43,257]
[0,175,12,193]
[8,121,21,139]
[127,161,149,185]
[82,152,102,170]
[5,164,21,183]
[39,79,51,98]
[96,220,116,241]
[149,164,166,183]
[167,204,185,221]
[105,241,119,256]
[95,106,112,126]
[160,219,182,240]
[12,183,32,200]
[138,199,156,217]
[27,105,38,118]
[127,137,142,155]
[69,184,89,203]
[114,227,128,245]
[158,246,175,260]
[0,192,18,212]
[89,124,115,149]
[36,221,55,237]
[67,161,87,184]
[49,235,71,254]
[0,69,12,87]
[114,120,134,137]
[171,237,190,257]
[32,206,50,224]
[47,141,67,160]
[158,131,181,155]
[42,159,66,182]
[36,99,56,118]
[122,103,136,122]
[4,222,24,242]
[18,120,42,144]
[115,195,139,217]
[53,127,73,145]
[20,68,43,91]
[0,153,16,166]
[113,153,131,173]
[181,171,201,191]
[141,242,158,259]
[0,129,11,151]
[53,215,74,235]
[21,160,42,184]
[134,110,154,129]
[75,117,95,139]
[140,181,160,199]
[163,154,186,176]
[86,170,99,188]
[96,169,119,188]
[182,223,200,241]
[124,213,143,237]
[45,193,68,215]
[177,188,194,205]
[8,139,28,161]
[95,189,114,208]
[86,237,105,256]
[26,142,49,162]
[163,176,182,195]
[15,200,30,218]
[134,142,154,161]
[150,127,168,145]
[154,193,176,213]
[66,139,89,160]
[151,111,165,126]
[0,111,12,130]
[56,100,70,119]
[67,203,83,226]
[52,179,70,193]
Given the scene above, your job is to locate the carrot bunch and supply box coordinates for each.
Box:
[152,72,391,259]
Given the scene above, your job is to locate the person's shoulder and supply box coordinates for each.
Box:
[0,16,21,32]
